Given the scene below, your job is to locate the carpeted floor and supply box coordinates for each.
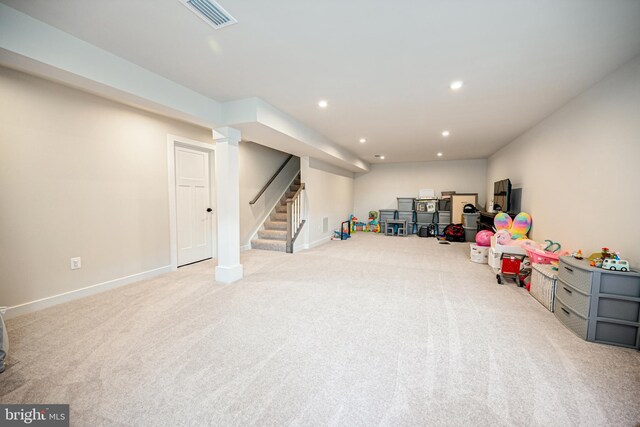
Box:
[1,233,639,426]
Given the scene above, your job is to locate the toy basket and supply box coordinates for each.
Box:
[525,248,559,264]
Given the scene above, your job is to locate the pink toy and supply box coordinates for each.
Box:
[495,229,511,245]
[475,230,494,246]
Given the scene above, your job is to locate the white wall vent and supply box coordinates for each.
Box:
[179,0,237,29]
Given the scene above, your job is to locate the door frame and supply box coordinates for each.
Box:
[167,134,216,271]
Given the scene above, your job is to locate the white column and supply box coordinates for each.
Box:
[213,127,243,283]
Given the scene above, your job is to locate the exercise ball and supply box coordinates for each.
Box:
[475,230,494,247]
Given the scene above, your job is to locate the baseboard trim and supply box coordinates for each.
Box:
[307,235,331,250]
[240,244,252,252]
[5,265,172,319]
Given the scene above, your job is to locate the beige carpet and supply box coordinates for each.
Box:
[1,233,639,426]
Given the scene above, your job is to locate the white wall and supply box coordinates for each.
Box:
[353,159,487,220]
[239,143,299,247]
[487,55,640,266]
[0,67,292,311]
[299,157,354,248]
[0,67,211,309]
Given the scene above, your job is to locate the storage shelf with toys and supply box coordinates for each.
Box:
[556,255,640,349]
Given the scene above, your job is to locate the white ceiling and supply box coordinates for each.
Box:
[3,0,640,163]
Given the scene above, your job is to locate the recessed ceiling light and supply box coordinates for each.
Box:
[449,80,464,90]
[380,156,385,160]
[441,130,450,137]
[318,100,328,108]
[359,138,366,143]
[374,154,385,160]
[437,152,443,157]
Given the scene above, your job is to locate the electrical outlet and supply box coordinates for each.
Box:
[70,257,81,270]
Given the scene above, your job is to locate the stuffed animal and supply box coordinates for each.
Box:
[494,229,512,245]
[493,212,532,240]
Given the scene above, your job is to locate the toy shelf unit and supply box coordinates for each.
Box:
[555,256,640,349]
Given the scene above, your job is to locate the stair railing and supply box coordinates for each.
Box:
[249,155,294,205]
[286,183,306,253]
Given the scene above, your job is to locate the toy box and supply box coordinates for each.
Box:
[490,235,527,256]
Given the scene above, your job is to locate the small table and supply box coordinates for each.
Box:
[385,219,407,236]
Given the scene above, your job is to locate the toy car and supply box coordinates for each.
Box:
[602,259,630,271]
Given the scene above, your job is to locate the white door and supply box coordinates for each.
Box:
[176,146,213,266]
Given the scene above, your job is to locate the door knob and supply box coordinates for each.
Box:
[206,208,213,212]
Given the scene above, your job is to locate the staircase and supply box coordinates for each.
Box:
[251,175,302,252]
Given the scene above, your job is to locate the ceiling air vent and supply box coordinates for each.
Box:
[179,0,237,29]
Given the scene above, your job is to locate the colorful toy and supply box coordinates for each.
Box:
[493,212,513,231]
[366,211,380,233]
[602,259,630,271]
[510,212,532,239]
[349,214,366,232]
[475,230,494,246]
[332,220,352,240]
[493,211,532,240]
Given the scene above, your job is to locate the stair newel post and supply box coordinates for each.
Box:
[286,199,293,253]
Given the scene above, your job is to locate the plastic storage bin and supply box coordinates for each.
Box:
[415,200,437,213]
[530,263,557,311]
[416,212,436,223]
[464,226,477,242]
[462,213,480,228]
[438,199,451,211]
[437,211,451,224]
[397,211,416,223]
[397,198,414,211]
[526,248,560,264]
[470,244,489,264]
[407,223,417,234]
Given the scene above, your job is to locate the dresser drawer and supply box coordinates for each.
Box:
[594,321,639,349]
[597,297,640,322]
[558,261,592,294]
[556,279,591,317]
[555,297,589,340]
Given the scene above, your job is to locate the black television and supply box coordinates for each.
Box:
[493,178,511,212]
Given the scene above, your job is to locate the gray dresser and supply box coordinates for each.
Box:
[555,256,640,349]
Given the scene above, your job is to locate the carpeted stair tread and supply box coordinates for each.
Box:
[276,205,287,213]
[271,212,287,221]
[264,220,287,230]
[251,238,286,252]
[258,229,287,240]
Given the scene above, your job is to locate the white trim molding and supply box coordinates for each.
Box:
[5,265,172,319]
